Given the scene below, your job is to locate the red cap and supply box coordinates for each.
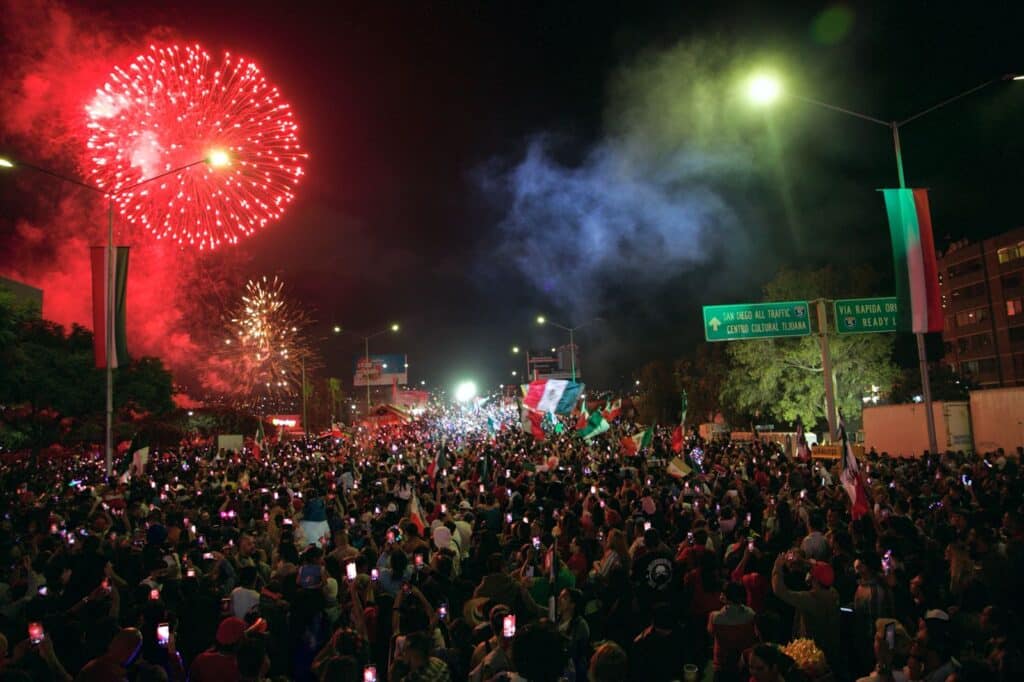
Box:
[216,617,247,646]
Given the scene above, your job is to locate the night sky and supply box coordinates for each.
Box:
[2,0,1024,394]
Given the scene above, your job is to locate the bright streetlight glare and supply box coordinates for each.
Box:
[206,149,231,167]
[390,323,400,332]
[536,316,546,325]
[512,346,520,354]
[511,370,518,376]
[550,347,556,353]
[748,74,782,105]
[333,325,342,333]
[0,158,14,169]
[420,380,426,386]
[455,381,477,402]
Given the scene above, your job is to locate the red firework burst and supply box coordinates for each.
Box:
[85,44,305,250]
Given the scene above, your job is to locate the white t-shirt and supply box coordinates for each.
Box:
[230,586,260,620]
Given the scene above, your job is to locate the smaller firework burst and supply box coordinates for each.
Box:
[221,275,315,402]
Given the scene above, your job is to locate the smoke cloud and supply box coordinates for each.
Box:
[479,39,783,320]
[0,0,249,395]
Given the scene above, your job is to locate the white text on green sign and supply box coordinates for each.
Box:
[834,296,899,334]
[703,301,811,341]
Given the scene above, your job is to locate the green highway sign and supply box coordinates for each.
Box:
[834,296,900,334]
[703,301,811,342]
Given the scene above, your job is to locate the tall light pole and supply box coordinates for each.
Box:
[535,316,602,382]
[1,152,229,477]
[746,72,1020,454]
[333,323,400,413]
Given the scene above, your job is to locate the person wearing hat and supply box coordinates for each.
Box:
[189,616,247,682]
[771,553,840,670]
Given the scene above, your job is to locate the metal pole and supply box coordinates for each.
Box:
[105,199,114,479]
[816,299,837,440]
[365,337,371,414]
[301,357,308,440]
[569,328,576,382]
[892,124,939,455]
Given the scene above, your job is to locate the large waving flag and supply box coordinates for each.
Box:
[574,402,590,430]
[578,410,609,441]
[883,188,942,333]
[621,425,654,456]
[91,246,130,368]
[838,413,869,520]
[524,379,584,415]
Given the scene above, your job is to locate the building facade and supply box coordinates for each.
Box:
[938,226,1024,387]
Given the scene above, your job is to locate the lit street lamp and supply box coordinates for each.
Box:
[535,316,602,382]
[746,71,1020,452]
[1,152,228,477]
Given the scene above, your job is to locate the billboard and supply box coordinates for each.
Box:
[353,353,408,387]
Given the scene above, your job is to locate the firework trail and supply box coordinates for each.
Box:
[219,275,317,404]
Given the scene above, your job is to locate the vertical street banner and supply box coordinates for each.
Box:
[90,246,130,368]
[353,353,408,386]
[882,188,942,333]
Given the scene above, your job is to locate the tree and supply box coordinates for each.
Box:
[634,360,676,424]
[720,266,899,430]
[674,343,730,424]
[889,365,973,404]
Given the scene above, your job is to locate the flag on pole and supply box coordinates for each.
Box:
[408,494,426,536]
[578,410,609,441]
[575,403,590,430]
[253,420,265,459]
[680,390,688,425]
[621,424,654,456]
[882,188,943,333]
[666,456,692,479]
[523,379,585,415]
[795,418,811,461]
[838,412,869,520]
[602,399,622,422]
[671,425,684,453]
[90,246,130,368]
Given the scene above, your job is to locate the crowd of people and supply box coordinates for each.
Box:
[0,403,1021,682]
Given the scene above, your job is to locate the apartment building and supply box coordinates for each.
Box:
[938,226,1024,386]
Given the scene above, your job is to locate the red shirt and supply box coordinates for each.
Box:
[190,651,239,682]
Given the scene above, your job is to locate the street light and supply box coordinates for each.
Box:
[511,346,519,354]
[747,74,782,105]
[746,71,1020,453]
[535,315,602,382]
[1,152,225,477]
[333,323,401,412]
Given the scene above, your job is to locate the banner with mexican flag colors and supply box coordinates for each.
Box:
[523,379,584,415]
[882,188,942,333]
[90,246,130,368]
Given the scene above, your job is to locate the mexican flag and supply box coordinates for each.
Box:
[90,246,130,368]
[882,188,943,333]
[521,405,546,440]
[671,425,684,453]
[426,447,448,486]
[578,410,609,441]
[666,456,692,479]
[602,399,622,422]
[838,413,869,520]
[621,425,654,456]
[253,420,265,459]
[574,403,590,430]
[523,379,584,415]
